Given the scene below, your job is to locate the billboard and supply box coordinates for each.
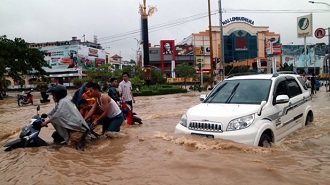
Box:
[175,45,194,55]
[282,45,321,68]
[297,14,313,38]
[77,45,106,70]
[160,40,175,55]
[41,45,78,68]
[160,40,175,71]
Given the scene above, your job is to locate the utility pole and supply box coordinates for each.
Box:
[139,0,157,86]
[218,0,225,80]
[208,0,214,88]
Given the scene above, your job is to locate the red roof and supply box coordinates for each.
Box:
[111,54,122,59]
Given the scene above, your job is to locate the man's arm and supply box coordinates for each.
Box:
[92,95,110,126]
[130,81,135,103]
[84,101,97,121]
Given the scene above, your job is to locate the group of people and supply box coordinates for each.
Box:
[41,72,135,151]
[303,73,322,95]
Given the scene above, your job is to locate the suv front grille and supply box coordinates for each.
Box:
[189,121,222,132]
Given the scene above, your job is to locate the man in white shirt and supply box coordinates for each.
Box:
[118,72,135,112]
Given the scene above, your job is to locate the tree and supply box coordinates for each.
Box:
[150,66,166,85]
[174,63,196,89]
[85,64,113,91]
[85,64,113,82]
[279,62,293,72]
[0,35,49,91]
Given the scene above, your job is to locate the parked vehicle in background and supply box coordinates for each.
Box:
[175,72,314,147]
[17,90,33,106]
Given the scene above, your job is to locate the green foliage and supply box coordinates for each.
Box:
[130,76,144,89]
[225,65,253,75]
[85,64,113,83]
[202,74,211,84]
[174,63,197,89]
[0,35,49,90]
[279,62,293,72]
[73,78,84,87]
[150,67,166,85]
[34,81,48,91]
[133,85,187,96]
[122,65,144,79]
[189,84,202,92]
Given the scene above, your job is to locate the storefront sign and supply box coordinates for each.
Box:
[222,17,254,26]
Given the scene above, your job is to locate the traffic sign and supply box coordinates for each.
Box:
[315,28,326,39]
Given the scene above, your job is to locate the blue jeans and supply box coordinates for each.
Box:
[102,112,124,133]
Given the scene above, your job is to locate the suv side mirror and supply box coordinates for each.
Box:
[199,94,207,101]
[275,95,289,104]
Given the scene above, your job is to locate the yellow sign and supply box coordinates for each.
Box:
[195,47,201,56]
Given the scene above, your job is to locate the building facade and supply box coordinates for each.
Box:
[6,37,108,89]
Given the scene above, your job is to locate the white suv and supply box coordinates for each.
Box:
[175,73,314,147]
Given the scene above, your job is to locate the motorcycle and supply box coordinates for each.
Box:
[4,105,48,151]
[120,101,142,125]
[17,90,33,106]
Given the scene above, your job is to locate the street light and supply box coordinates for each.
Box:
[308,1,330,7]
[218,0,225,81]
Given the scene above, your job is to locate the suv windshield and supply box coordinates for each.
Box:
[204,79,271,104]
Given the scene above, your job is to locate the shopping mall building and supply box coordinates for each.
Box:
[148,16,325,78]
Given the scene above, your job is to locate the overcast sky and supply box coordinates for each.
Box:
[1,0,330,60]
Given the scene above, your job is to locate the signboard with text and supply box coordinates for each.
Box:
[297,14,313,38]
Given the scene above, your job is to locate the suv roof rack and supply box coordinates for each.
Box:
[227,72,259,78]
[272,71,298,77]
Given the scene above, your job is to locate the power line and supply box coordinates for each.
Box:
[98,11,217,42]
[99,8,329,44]
[99,12,218,44]
[224,8,330,13]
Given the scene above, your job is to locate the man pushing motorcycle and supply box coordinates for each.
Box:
[84,82,125,138]
[41,84,90,151]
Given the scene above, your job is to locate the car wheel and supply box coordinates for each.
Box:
[258,133,272,147]
[305,112,313,125]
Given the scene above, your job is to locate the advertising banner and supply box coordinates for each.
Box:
[41,45,78,68]
[175,45,194,55]
[160,40,175,71]
[282,45,321,68]
[77,45,106,70]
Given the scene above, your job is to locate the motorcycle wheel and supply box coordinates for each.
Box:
[18,99,24,106]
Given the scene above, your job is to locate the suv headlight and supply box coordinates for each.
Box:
[227,114,254,131]
[179,114,188,127]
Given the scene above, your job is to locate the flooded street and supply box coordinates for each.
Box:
[1,88,330,185]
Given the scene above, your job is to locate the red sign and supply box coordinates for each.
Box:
[160,40,175,71]
[196,70,210,74]
[273,45,282,55]
[315,28,326,39]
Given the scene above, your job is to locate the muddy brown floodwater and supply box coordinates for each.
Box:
[1,87,330,185]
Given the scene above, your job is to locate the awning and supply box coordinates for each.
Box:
[254,57,267,61]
